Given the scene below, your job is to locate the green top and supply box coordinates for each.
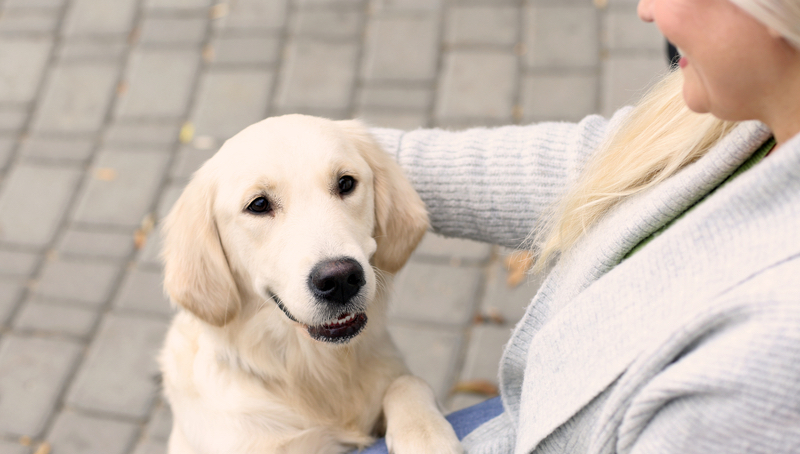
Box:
[625,136,776,259]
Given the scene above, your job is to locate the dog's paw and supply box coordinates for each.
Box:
[385,414,463,454]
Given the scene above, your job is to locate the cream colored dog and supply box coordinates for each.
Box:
[159,114,462,454]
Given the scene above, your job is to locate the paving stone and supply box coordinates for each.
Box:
[522,72,598,122]
[211,0,288,32]
[605,8,664,51]
[445,5,518,46]
[0,439,29,454]
[131,440,167,454]
[208,35,279,65]
[0,109,27,132]
[116,49,200,119]
[66,313,170,418]
[275,39,358,112]
[57,228,136,259]
[372,0,443,11]
[35,258,121,307]
[388,322,462,401]
[448,324,511,411]
[115,268,172,316]
[190,69,273,139]
[31,63,119,133]
[63,0,138,37]
[170,145,216,181]
[18,137,94,162]
[435,51,517,121]
[0,38,52,104]
[0,280,24,325]
[155,183,183,221]
[413,233,492,263]
[357,86,431,110]
[5,0,66,7]
[291,8,362,38]
[13,299,98,338]
[355,110,427,131]
[0,335,82,437]
[0,164,82,247]
[601,54,667,116]
[0,249,39,278]
[57,38,128,61]
[144,402,173,442]
[480,259,545,325]
[0,137,14,170]
[524,5,599,68]
[0,8,60,34]
[136,223,164,267]
[46,411,138,454]
[72,149,170,227]
[361,14,440,81]
[390,261,482,326]
[103,121,181,146]
[144,0,211,10]
[139,17,208,44]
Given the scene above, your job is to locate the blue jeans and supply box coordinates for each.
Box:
[354,397,504,453]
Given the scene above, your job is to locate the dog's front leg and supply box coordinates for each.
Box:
[382,375,463,454]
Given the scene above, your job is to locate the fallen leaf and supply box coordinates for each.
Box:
[94,167,118,181]
[202,44,215,63]
[179,122,195,144]
[210,2,230,19]
[593,0,608,8]
[134,213,156,250]
[452,380,499,397]
[33,442,51,454]
[473,307,505,325]
[19,436,31,447]
[193,135,216,150]
[117,80,128,95]
[504,250,534,288]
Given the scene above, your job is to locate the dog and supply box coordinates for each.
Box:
[158,114,463,454]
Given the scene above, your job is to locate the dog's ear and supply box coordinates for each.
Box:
[161,174,241,326]
[337,120,429,274]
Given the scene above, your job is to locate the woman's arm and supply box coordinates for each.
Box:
[369,109,631,249]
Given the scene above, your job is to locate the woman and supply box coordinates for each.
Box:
[361,0,800,452]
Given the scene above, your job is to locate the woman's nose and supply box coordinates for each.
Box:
[638,0,655,22]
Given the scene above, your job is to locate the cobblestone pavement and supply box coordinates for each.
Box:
[0,0,667,452]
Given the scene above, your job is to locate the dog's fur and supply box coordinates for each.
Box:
[159,115,462,454]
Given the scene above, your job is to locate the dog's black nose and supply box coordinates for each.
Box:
[308,258,365,304]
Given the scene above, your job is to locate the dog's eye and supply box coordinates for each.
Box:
[338,176,356,195]
[247,197,271,214]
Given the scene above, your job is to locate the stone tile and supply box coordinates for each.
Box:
[57,39,128,61]
[521,72,598,122]
[131,440,167,454]
[31,63,119,133]
[480,259,544,325]
[445,6,518,46]
[13,299,98,338]
[57,228,136,259]
[46,411,138,454]
[0,164,82,247]
[605,8,664,51]
[0,439,29,454]
[388,322,462,401]
[291,8,362,38]
[144,402,173,442]
[115,268,172,316]
[355,110,427,130]
[448,324,511,411]
[155,183,183,221]
[0,249,39,278]
[103,121,181,146]
[524,5,599,68]
[18,137,95,162]
[371,0,443,11]
[0,335,82,437]
[357,86,431,110]
[275,39,358,112]
[116,49,200,119]
[601,54,667,116]
[390,261,482,326]
[190,69,273,139]
[362,14,440,81]
[136,223,164,267]
[0,280,24,325]
[139,17,208,44]
[72,149,170,227]
[0,38,52,104]
[170,146,216,181]
[208,36,280,65]
[35,258,121,307]
[413,233,492,263]
[0,137,14,171]
[435,51,517,121]
[66,313,170,418]
[63,0,138,37]
[0,109,27,132]
[5,0,66,7]
[144,0,211,10]
[211,0,288,32]
[0,8,59,34]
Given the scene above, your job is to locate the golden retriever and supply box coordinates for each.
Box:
[158,114,462,454]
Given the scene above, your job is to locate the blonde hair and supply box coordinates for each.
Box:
[729,0,800,49]
[534,71,737,268]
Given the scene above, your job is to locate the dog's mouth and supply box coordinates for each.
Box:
[269,292,367,343]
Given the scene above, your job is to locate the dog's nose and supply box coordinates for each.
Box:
[308,258,365,304]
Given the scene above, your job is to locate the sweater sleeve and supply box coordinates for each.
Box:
[368,108,632,249]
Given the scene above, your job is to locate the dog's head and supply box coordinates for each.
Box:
[161,115,428,343]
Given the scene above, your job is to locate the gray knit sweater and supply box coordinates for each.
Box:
[371,109,800,454]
